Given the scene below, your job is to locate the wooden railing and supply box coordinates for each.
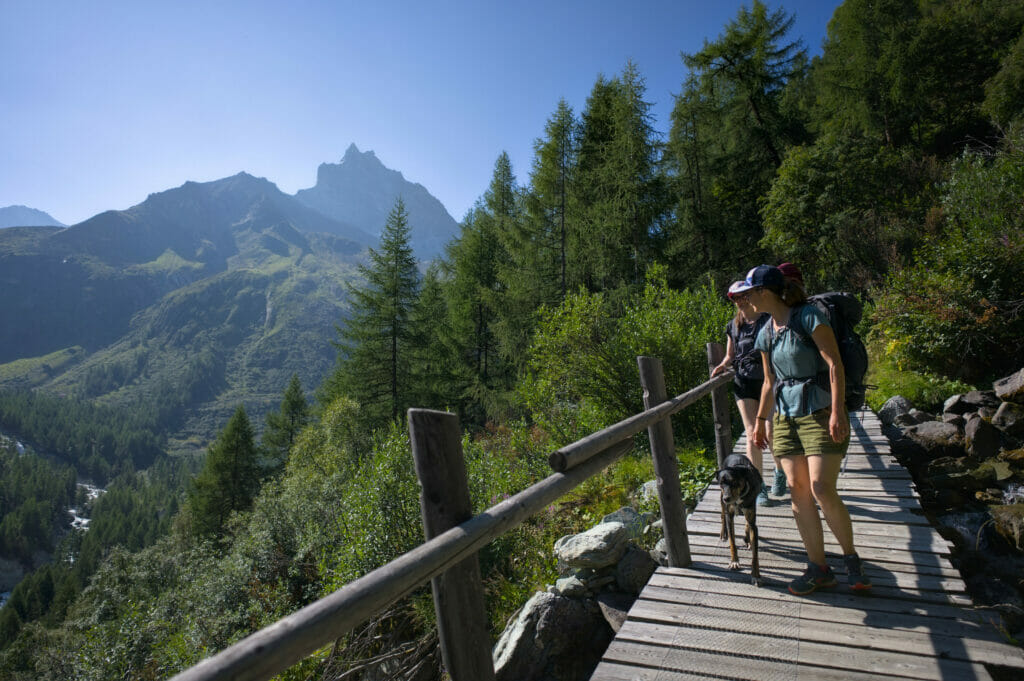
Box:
[170,347,734,681]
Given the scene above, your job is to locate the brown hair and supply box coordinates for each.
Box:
[781,279,807,307]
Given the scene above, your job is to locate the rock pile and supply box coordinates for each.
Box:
[880,366,1024,637]
[492,506,661,681]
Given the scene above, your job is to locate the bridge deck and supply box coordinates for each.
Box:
[591,410,1024,680]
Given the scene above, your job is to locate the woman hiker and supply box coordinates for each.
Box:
[737,264,872,595]
[711,280,774,506]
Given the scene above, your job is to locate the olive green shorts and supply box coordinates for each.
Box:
[772,408,849,457]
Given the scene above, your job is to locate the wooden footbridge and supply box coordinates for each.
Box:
[172,348,1024,681]
[592,409,1024,680]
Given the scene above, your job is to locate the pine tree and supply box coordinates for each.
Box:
[262,374,309,473]
[574,63,668,292]
[187,405,260,538]
[327,197,420,428]
[665,0,806,285]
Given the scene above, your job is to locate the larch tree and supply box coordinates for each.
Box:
[187,405,260,539]
[328,196,420,428]
[262,373,310,473]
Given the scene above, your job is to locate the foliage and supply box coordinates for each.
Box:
[261,373,309,474]
[665,0,807,287]
[870,127,1024,381]
[186,405,261,539]
[0,390,165,484]
[324,197,421,428]
[864,350,974,413]
[760,130,943,292]
[519,266,733,444]
[0,439,76,565]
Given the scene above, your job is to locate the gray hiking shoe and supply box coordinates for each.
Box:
[771,468,787,496]
[844,553,872,592]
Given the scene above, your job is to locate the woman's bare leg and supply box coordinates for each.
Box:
[780,455,826,565]
[736,398,764,476]
[808,454,855,555]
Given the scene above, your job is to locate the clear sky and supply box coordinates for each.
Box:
[1,0,842,226]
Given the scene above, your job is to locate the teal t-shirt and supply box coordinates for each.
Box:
[754,305,832,417]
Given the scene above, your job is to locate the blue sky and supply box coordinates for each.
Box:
[1,0,842,226]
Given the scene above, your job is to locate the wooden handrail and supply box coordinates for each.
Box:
[170,357,735,681]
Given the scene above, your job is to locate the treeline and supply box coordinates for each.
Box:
[327,0,1024,443]
[0,439,76,564]
[0,390,165,484]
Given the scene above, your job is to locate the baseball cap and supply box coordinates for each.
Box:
[728,265,784,295]
[777,262,804,283]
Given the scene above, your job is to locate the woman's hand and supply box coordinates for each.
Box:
[711,360,730,377]
[753,418,769,450]
[829,408,849,443]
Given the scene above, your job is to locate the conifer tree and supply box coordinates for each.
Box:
[327,197,420,427]
[666,0,806,285]
[187,405,260,538]
[262,374,309,473]
[574,63,667,292]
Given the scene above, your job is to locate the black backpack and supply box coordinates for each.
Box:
[771,292,870,411]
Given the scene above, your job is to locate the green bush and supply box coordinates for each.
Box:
[871,127,1024,382]
[518,265,733,445]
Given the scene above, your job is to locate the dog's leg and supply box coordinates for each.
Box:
[720,502,727,541]
[726,509,740,570]
[743,507,761,586]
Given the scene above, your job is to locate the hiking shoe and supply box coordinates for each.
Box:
[771,468,787,496]
[844,553,872,592]
[756,484,772,506]
[788,563,837,596]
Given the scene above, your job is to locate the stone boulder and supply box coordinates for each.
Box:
[493,592,612,681]
[995,368,1024,404]
[944,391,1000,416]
[942,413,967,428]
[990,504,1024,552]
[993,402,1024,438]
[614,544,658,595]
[602,507,646,541]
[965,414,1002,459]
[595,592,636,633]
[878,395,913,425]
[554,522,630,569]
[903,421,965,459]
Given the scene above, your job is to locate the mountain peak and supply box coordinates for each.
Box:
[340,143,382,167]
[0,205,66,228]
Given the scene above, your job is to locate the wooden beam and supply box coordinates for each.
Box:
[637,356,690,567]
[409,409,496,681]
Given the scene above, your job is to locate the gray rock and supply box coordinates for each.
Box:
[878,396,913,425]
[965,415,1001,459]
[615,544,658,595]
[909,408,936,422]
[493,591,613,681]
[650,538,669,566]
[552,575,588,598]
[596,592,636,633]
[904,421,965,459]
[636,480,659,503]
[994,368,1024,404]
[602,507,645,540]
[993,402,1024,437]
[943,413,967,427]
[554,522,630,569]
[964,390,1001,410]
[978,406,997,419]
[944,393,971,416]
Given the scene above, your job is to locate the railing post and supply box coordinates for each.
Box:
[637,356,691,567]
[706,342,733,469]
[408,409,496,681]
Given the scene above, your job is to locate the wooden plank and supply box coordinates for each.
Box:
[614,619,994,681]
[598,640,905,681]
[636,585,1003,641]
[654,565,974,607]
[684,518,949,545]
[627,599,1024,668]
[647,571,984,622]
[683,523,952,554]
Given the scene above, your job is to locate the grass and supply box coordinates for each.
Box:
[0,346,86,387]
[865,350,975,412]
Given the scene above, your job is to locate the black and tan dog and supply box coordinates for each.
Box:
[717,453,762,585]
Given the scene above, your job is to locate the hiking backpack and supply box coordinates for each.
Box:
[774,292,870,411]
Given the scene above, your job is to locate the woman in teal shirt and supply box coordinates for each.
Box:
[732,265,872,595]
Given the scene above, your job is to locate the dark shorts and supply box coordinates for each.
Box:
[733,375,763,401]
[772,407,849,457]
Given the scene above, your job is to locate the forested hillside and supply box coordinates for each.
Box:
[1,0,1022,678]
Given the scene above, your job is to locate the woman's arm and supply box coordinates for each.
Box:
[711,334,736,377]
[811,323,849,443]
[753,350,775,449]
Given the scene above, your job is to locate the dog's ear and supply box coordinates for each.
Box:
[714,469,725,483]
